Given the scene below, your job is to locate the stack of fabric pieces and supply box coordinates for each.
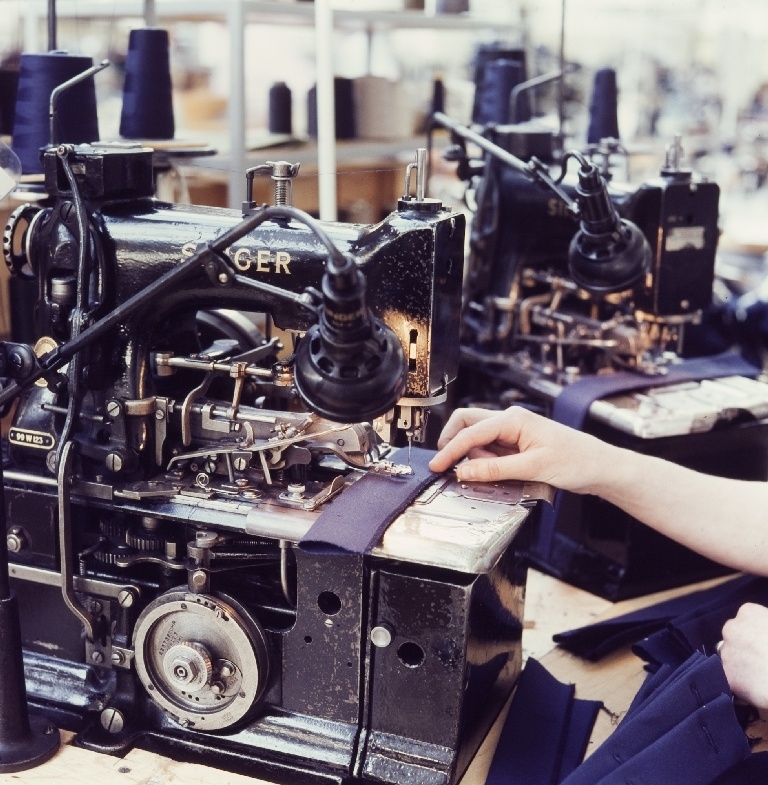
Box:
[486,574,768,784]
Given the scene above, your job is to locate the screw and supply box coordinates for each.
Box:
[91,650,104,664]
[106,400,121,418]
[155,408,165,420]
[100,707,125,734]
[233,456,248,471]
[112,650,125,666]
[117,589,135,608]
[191,570,208,589]
[106,453,123,472]
[6,528,27,553]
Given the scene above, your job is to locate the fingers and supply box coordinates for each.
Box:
[435,407,497,449]
[429,408,523,474]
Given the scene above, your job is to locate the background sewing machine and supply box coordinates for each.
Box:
[0,141,546,784]
[432,111,768,600]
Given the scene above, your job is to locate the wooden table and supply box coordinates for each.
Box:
[8,570,766,785]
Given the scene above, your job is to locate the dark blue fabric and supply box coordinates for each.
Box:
[551,351,759,432]
[633,576,768,670]
[553,575,765,661]
[624,661,673,716]
[299,447,438,554]
[712,752,768,785]
[560,654,733,785]
[485,657,602,785]
[587,694,751,785]
[532,352,760,571]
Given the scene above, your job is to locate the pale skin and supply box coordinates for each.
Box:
[428,405,768,710]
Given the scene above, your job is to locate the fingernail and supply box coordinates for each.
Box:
[456,465,473,482]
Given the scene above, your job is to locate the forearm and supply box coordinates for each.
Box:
[588,444,768,575]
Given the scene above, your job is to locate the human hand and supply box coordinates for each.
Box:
[720,602,768,711]
[428,406,610,494]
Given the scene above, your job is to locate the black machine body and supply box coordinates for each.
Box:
[462,134,722,386]
[438,119,768,599]
[0,143,538,784]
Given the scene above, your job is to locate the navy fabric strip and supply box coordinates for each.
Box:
[634,576,768,670]
[624,662,674,717]
[557,697,604,782]
[485,657,601,785]
[561,654,731,785]
[553,575,763,661]
[533,352,759,561]
[299,447,438,554]
[552,351,759,432]
[588,694,751,785]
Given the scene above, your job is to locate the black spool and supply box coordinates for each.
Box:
[471,44,526,124]
[0,68,19,136]
[587,67,620,144]
[11,51,99,176]
[120,28,175,140]
[268,82,292,135]
[477,59,531,125]
[307,78,356,140]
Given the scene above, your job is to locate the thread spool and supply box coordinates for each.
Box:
[120,28,175,140]
[11,52,99,176]
[307,78,356,140]
[471,46,526,124]
[268,82,292,135]
[354,76,411,140]
[587,68,620,144]
[477,59,530,125]
[0,68,19,136]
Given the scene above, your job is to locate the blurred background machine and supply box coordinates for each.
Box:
[431,60,768,598]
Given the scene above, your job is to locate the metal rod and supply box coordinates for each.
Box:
[48,0,57,51]
[49,60,110,146]
[144,0,157,27]
[558,0,567,141]
[315,0,338,221]
[0,462,10,600]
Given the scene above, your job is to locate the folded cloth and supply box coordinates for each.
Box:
[485,657,602,785]
[559,653,732,785]
[554,575,768,661]
[584,694,751,785]
[633,577,768,670]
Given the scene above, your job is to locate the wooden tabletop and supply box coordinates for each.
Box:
[8,570,765,785]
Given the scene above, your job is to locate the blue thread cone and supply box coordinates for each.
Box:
[268,82,292,135]
[120,28,175,140]
[587,68,620,144]
[477,59,530,125]
[11,51,99,176]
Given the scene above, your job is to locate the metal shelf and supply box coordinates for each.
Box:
[26,0,508,29]
[20,0,517,214]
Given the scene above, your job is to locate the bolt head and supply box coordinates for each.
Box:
[117,589,134,608]
[191,570,208,589]
[100,708,125,734]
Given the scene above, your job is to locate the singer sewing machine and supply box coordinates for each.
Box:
[0,142,543,783]
[432,114,768,599]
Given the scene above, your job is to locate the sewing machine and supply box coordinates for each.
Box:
[0,142,543,783]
